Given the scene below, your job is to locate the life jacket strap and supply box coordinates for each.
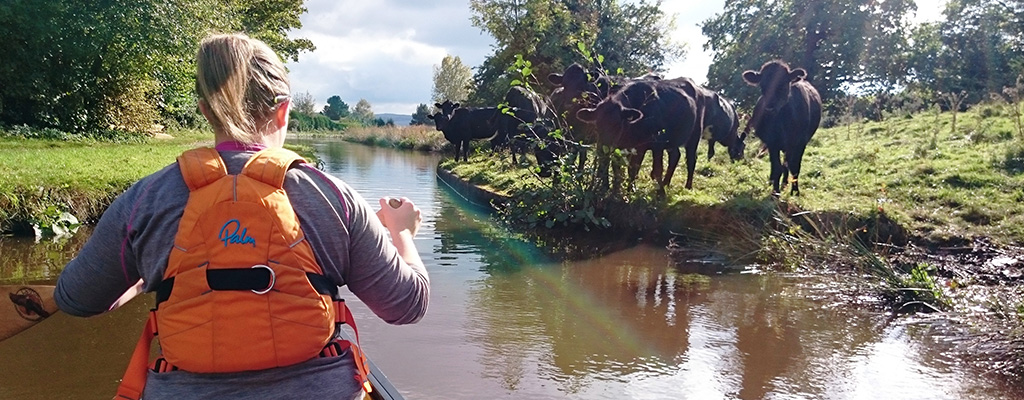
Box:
[155,271,338,306]
[332,299,372,394]
[177,147,227,192]
[122,300,370,394]
[114,310,158,400]
[151,358,179,373]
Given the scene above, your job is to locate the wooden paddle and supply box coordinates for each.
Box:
[0,279,143,342]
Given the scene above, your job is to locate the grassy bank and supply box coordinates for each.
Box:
[0,128,323,233]
[443,102,1024,249]
[338,124,448,152]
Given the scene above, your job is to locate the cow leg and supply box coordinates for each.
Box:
[626,150,644,192]
[780,156,790,192]
[596,146,611,193]
[768,149,783,195]
[649,146,665,187]
[576,144,588,174]
[684,139,698,190]
[787,146,807,195]
[707,139,716,160]
[663,146,682,193]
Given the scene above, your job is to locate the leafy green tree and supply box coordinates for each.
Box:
[410,103,433,125]
[229,0,315,62]
[701,0,915,110]
[915,0,1024,104]
[0,0,313,135]
[432,55,474,105]
[468,0,682,105]
[322,95,350,120]
[292,91,317,116]
[352,99,375,125]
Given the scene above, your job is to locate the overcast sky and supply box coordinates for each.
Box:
[287,0,947,115]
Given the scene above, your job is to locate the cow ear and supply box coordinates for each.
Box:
[434,102,442,108]
[576,108,597,123]
[622,108,643,123]
[453,103,461,109]
[548,73,564,85]
[742,70,760,85]
[427,114,435,120]
[789,68,807,82]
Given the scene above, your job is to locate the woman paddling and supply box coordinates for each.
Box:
[54,33,429,399]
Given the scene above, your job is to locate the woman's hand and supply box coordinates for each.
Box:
[376,197,422,237]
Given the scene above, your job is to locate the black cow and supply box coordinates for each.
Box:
[659,78,744,163]
[547,63,661,192]
[435,99,458,117]
[576,79,699,193]
[516,119,571,178]
[701,91,742,161]
[742,60,822,195]
[492,86,547,162]
[428,104,498,162]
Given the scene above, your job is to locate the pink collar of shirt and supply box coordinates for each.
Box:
[215,141,267,152]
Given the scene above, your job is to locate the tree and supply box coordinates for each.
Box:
[322,95,349,120]
[292,91,317,116]
[468,0,683,105]
[229,0,316,62]
[923,0,1023,104]
[0,0,314,134]
[701,0,916,110]
[432,55,474,105]
[410,103,433,125]
[352,99,375,124]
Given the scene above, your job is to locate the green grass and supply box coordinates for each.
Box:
[444,102,1024,248]
[0,129,322,232]
[341,124,449,152]
[0,129,211,230]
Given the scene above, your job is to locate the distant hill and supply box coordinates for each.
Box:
[376,113,413,126]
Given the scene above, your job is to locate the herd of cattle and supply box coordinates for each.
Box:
[427,59,822,196]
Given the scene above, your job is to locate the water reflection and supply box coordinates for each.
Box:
[2,139,1023,400]
[0,229,92,283]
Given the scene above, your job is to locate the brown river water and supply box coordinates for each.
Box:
[1,137,1022,399]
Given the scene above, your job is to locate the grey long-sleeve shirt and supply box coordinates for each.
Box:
[55,149,429,399]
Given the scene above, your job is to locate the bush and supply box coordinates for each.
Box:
[288,112,347,131]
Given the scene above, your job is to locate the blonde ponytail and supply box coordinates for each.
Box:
[196,33,290,144]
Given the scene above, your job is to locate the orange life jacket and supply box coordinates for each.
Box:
[115,147,371,400]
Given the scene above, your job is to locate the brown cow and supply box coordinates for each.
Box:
[576,79,700,194]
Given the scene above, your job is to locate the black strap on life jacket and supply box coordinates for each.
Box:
[155,270,339,306]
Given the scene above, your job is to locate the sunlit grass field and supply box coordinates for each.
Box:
[0,129,327,231]
[443,103,1024,247]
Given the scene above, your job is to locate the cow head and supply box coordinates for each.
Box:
[434,100,459,117]
[728,133,746,161]
[548,63,588,89]
[742,60,806,113]
[575,99,642,146]
[427,111,450,132]
[548,63,602,109]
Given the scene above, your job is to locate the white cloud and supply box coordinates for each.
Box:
[287,0,950,115]
[286,0,493,114]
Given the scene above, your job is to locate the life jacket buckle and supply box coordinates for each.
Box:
[251,264,275,294]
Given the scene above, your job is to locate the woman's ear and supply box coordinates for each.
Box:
[274,98,291,129]
[198,99,212,122]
